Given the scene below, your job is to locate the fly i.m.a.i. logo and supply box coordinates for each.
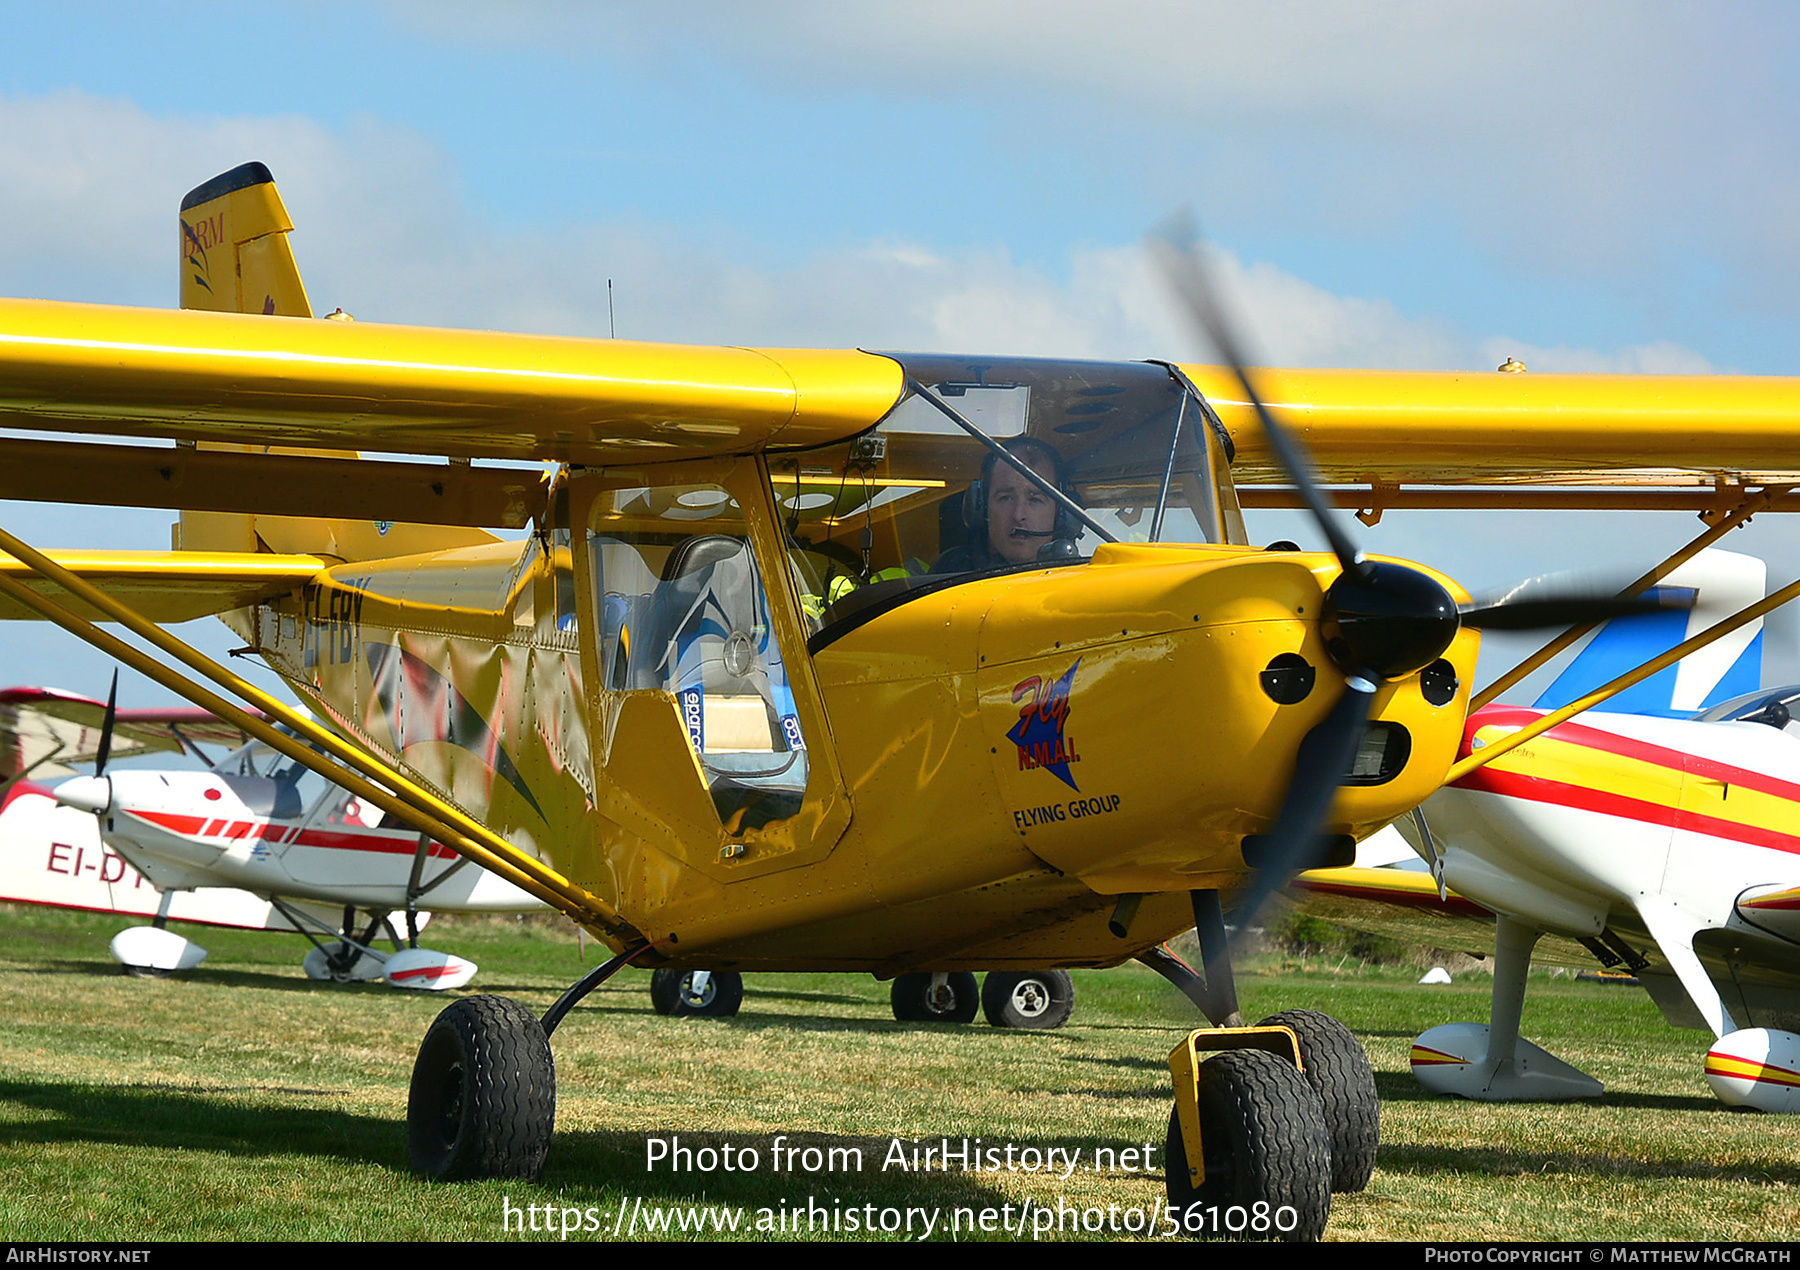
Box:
[1007,660,1082,791]
[181,218,212,296]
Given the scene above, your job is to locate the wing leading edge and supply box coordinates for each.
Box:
[0,298,907,465]
[0,293,1795,486]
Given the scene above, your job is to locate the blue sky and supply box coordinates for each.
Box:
[4,0,1800,706]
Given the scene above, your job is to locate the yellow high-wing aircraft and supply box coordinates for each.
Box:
[2,163,1799,1239]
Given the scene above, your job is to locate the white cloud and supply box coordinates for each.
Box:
[0,91,435,310]
[1474,337,1717,376]
[385,1,1800,324]
[0,88,1717,376]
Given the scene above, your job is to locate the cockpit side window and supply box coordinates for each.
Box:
[215,735,335,820]
[589,479,810,830]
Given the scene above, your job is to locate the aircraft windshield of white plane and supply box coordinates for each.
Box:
[1695,685,1800,734]
[218,733,338,820]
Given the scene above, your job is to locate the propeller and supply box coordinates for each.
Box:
[1150,214,1686,932]
[1457,576,1683,632]
[94,669,118,779]
[56,671,120,818]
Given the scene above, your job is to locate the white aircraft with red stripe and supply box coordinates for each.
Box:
[1303,551,1800,1113]
[49,723,546,990]
[0,776,287,930]
[0,685,292,932]
[1405,694,1800,1113]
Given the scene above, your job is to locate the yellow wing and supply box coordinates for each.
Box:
[0,298,907,465]
[1288,865,1599,968]
[0,295,1795,500]
[1182,364,1800,488]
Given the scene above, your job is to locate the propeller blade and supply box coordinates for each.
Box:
[1153,213,1391,934]
[1231,674,1377,933]
[1459,590,1690,632]
[1150,211,1367,581]
[94,670,118,778]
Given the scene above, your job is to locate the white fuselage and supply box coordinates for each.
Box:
[53,766,543,914]
[1422,709,1800,940]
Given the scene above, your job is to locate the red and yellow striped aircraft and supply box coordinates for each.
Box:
[0,163,1795,1237]
[1299,554,1800,1114]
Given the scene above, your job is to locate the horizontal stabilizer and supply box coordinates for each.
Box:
[0,550,324,623]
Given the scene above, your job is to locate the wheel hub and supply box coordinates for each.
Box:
[1010,980,1049,1017]
[681,973,717,1008]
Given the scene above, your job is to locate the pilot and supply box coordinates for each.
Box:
[933,437,1079,573]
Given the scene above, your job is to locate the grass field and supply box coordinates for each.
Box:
[1,903,1793,1242]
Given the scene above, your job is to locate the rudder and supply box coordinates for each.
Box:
[180,162,314,318]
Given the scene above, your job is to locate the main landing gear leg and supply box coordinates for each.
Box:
[291,902,387,983]
[1411,914,1603,1102]
[1158,889,1376,1240]
[407,946,646,1181]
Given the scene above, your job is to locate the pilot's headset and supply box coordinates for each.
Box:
[963,438,1084,559]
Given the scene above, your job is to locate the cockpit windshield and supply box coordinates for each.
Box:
[218,730,339,820]
[779,354,1244,646]
[1694,685,1800,735]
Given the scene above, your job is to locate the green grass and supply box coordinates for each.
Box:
[0,903,1792,1241]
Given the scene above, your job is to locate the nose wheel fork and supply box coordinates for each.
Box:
[1148,889,1377,1239]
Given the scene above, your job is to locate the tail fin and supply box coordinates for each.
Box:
[1533,548,1765,717]
[174,166,497,560]
[179,162,313,317]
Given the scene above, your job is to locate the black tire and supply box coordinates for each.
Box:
[649,968,681,1015]
[651,968,743,1018]
[1257,1009,1379,1193]
[1164,1049,1331,1242]
[981,970,1075,1029]
[409,995,555,1181]
[890,971,979,1023]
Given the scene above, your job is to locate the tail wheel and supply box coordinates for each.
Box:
[1257,1009,1379,1192]
[890,971,979,1023]
[1164,1049,1331,1242]
[981,970,1075,1029]
[408,995,555,1181]
[650,969,744,1018]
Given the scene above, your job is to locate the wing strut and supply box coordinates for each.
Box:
[0,523,641,946]
[1472,483,1792,710]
